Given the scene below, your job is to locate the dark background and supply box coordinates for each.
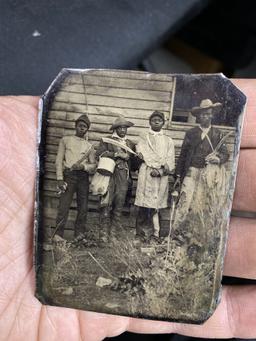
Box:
[0,0,208,95]
[1,0,256,97]
[1,0,256,340]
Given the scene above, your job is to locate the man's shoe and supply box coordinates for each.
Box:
[73,232,86,243]
[135,233,146,243]
[149,234,160,243]
[135,229,146,237]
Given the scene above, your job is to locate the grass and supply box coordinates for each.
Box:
[39,184,229,323]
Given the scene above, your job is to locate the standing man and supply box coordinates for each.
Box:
[134,111,175,240]
[55,114,96,239]
[95,116,136,240]
[173,99,229,229]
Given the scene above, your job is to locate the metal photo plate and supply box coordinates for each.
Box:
[34,69,246,324]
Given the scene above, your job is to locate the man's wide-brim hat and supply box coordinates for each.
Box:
[110,116,134,131]
[76,114,91,128]
[191,99,222,117]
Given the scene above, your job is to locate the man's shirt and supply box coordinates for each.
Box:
[176,126,229,180]
[56,135,96,180]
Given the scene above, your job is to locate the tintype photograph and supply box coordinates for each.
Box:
[35,69,246,323]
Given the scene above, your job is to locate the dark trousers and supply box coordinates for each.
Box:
[100,168,129,229]
[135,206,156,236]
[112,169,129,219]
[56,170,89,237]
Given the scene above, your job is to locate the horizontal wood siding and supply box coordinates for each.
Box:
[43,70,236,229]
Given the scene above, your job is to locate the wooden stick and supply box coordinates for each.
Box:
[88,251,115,279]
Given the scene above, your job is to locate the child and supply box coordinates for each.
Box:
[134,111,175,240]
[95,116,135,241]
[55,114,96,239]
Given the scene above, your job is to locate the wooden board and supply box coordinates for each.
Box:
[43,70,236,229]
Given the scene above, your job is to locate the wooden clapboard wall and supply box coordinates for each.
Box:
[43,69,235,229]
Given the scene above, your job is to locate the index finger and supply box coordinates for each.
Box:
[232,79,256,149]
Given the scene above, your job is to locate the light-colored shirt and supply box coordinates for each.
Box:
[148,127,163,136]
[55,135,96,180]
[137,129,175,170]
[135,130,175,209]
[111,132,127,144]
[199,125,211,140]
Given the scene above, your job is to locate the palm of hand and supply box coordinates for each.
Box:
[0,80,256,340]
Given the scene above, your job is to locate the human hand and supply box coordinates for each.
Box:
[137,152,144,160]
[173,176,181,192]
[150,168,161,177]
[57,180,67,190]
[115,151,129,160]
[71,163,84,170]
[205,153,220,164]
[163,163,170,175]
[56,180,68,195]
[0,80,255,340]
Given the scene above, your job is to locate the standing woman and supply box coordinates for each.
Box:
[135,111,175,240]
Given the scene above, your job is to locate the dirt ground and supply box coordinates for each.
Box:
[38,213,222,323]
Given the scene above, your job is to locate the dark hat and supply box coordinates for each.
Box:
[149,111,165,122]
[76,114,91,128]
[110,116,134,131]
[191,99,222,117]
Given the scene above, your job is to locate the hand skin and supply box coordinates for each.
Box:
[137,152,144,160]
[115,151,129,160]
[163,163,170,175]
[205,154,220,164]
[71,163,84,171]
[0,79,255,340]
[57,180,66,190]
[150,168,161,177]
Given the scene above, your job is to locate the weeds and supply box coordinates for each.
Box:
[41,182,229,321]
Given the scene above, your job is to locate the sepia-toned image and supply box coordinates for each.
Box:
[35,69,246,323]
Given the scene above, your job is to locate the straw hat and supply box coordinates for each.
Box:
[110,116,134,131]
[191,99,222,117]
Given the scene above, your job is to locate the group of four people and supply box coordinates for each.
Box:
[54,98,229,242]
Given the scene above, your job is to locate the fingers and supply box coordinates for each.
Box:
[224,217,256,279]
[0,97,37,233]
[232,79,256,149]
[27,285,256,340]
[37,305,82,341]
[78,311,129,341]
[127,285,256,339]
[233,149,256,211]
[7,95,40,108]
[1,90,255,340]
[23,220,256,339]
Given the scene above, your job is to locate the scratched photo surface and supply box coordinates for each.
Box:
[35,69,246,323]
